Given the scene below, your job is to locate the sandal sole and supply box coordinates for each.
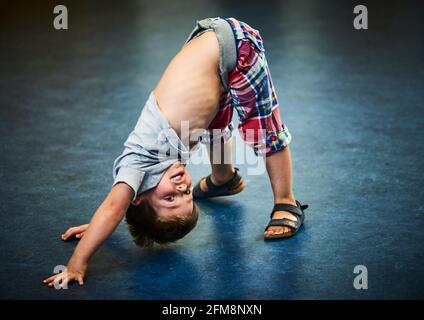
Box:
[194,179,246,199]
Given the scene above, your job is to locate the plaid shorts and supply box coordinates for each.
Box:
[203,17,292,157]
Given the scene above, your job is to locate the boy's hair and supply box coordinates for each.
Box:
[125,201,199,247]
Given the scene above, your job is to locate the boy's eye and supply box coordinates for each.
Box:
[164,195,175,202]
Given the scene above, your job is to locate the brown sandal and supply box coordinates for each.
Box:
[264,200,308,240]
[193,168,245,199]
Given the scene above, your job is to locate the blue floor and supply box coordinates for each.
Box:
[0,0,423,299]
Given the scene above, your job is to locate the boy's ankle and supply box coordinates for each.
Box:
[274,196,297,206]
[211,169,236,186]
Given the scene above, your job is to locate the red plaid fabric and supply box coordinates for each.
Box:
[207,17,292,156]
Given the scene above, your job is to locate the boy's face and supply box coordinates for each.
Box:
[144,161,194,219]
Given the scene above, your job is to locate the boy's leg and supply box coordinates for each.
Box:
[199,133,298,237]
[224,22,300,236]
[199,137,235,191]
[264,146,298,237]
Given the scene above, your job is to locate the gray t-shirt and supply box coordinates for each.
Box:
[112,91,197,200]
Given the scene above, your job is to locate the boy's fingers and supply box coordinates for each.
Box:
[74,225,85,232]
[76,232,86,239]
[62,225,87,240]
[62,228,75,239]
[43,274,58,284]
[53,273,70,289]
[60,277,70,289]
[44,272,85,288]
[48,275,62,287]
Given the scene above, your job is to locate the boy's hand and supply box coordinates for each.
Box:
[43,260,88,288]
[61,224,89,241]
[44,183,132,289]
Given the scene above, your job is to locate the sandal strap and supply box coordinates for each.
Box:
[296,200,309,211]
[204,175,216,191]
[205,167,241,192]
[266,218,300,230]
[264,200,308,236]
[271,201,306,219]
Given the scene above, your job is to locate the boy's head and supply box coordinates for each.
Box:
[125,161,199,247]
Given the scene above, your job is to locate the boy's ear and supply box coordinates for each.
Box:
[131,194,145,206]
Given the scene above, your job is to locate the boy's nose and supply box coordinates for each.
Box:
[176,184,187,192]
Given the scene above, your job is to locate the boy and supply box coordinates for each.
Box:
[43,17,308,288]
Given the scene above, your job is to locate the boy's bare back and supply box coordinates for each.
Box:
[153,31,224,135]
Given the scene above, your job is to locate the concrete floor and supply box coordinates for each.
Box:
[0,0,423,299]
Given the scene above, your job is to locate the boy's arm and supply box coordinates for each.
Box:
[45,99,148,288]
[43,182,134,288]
